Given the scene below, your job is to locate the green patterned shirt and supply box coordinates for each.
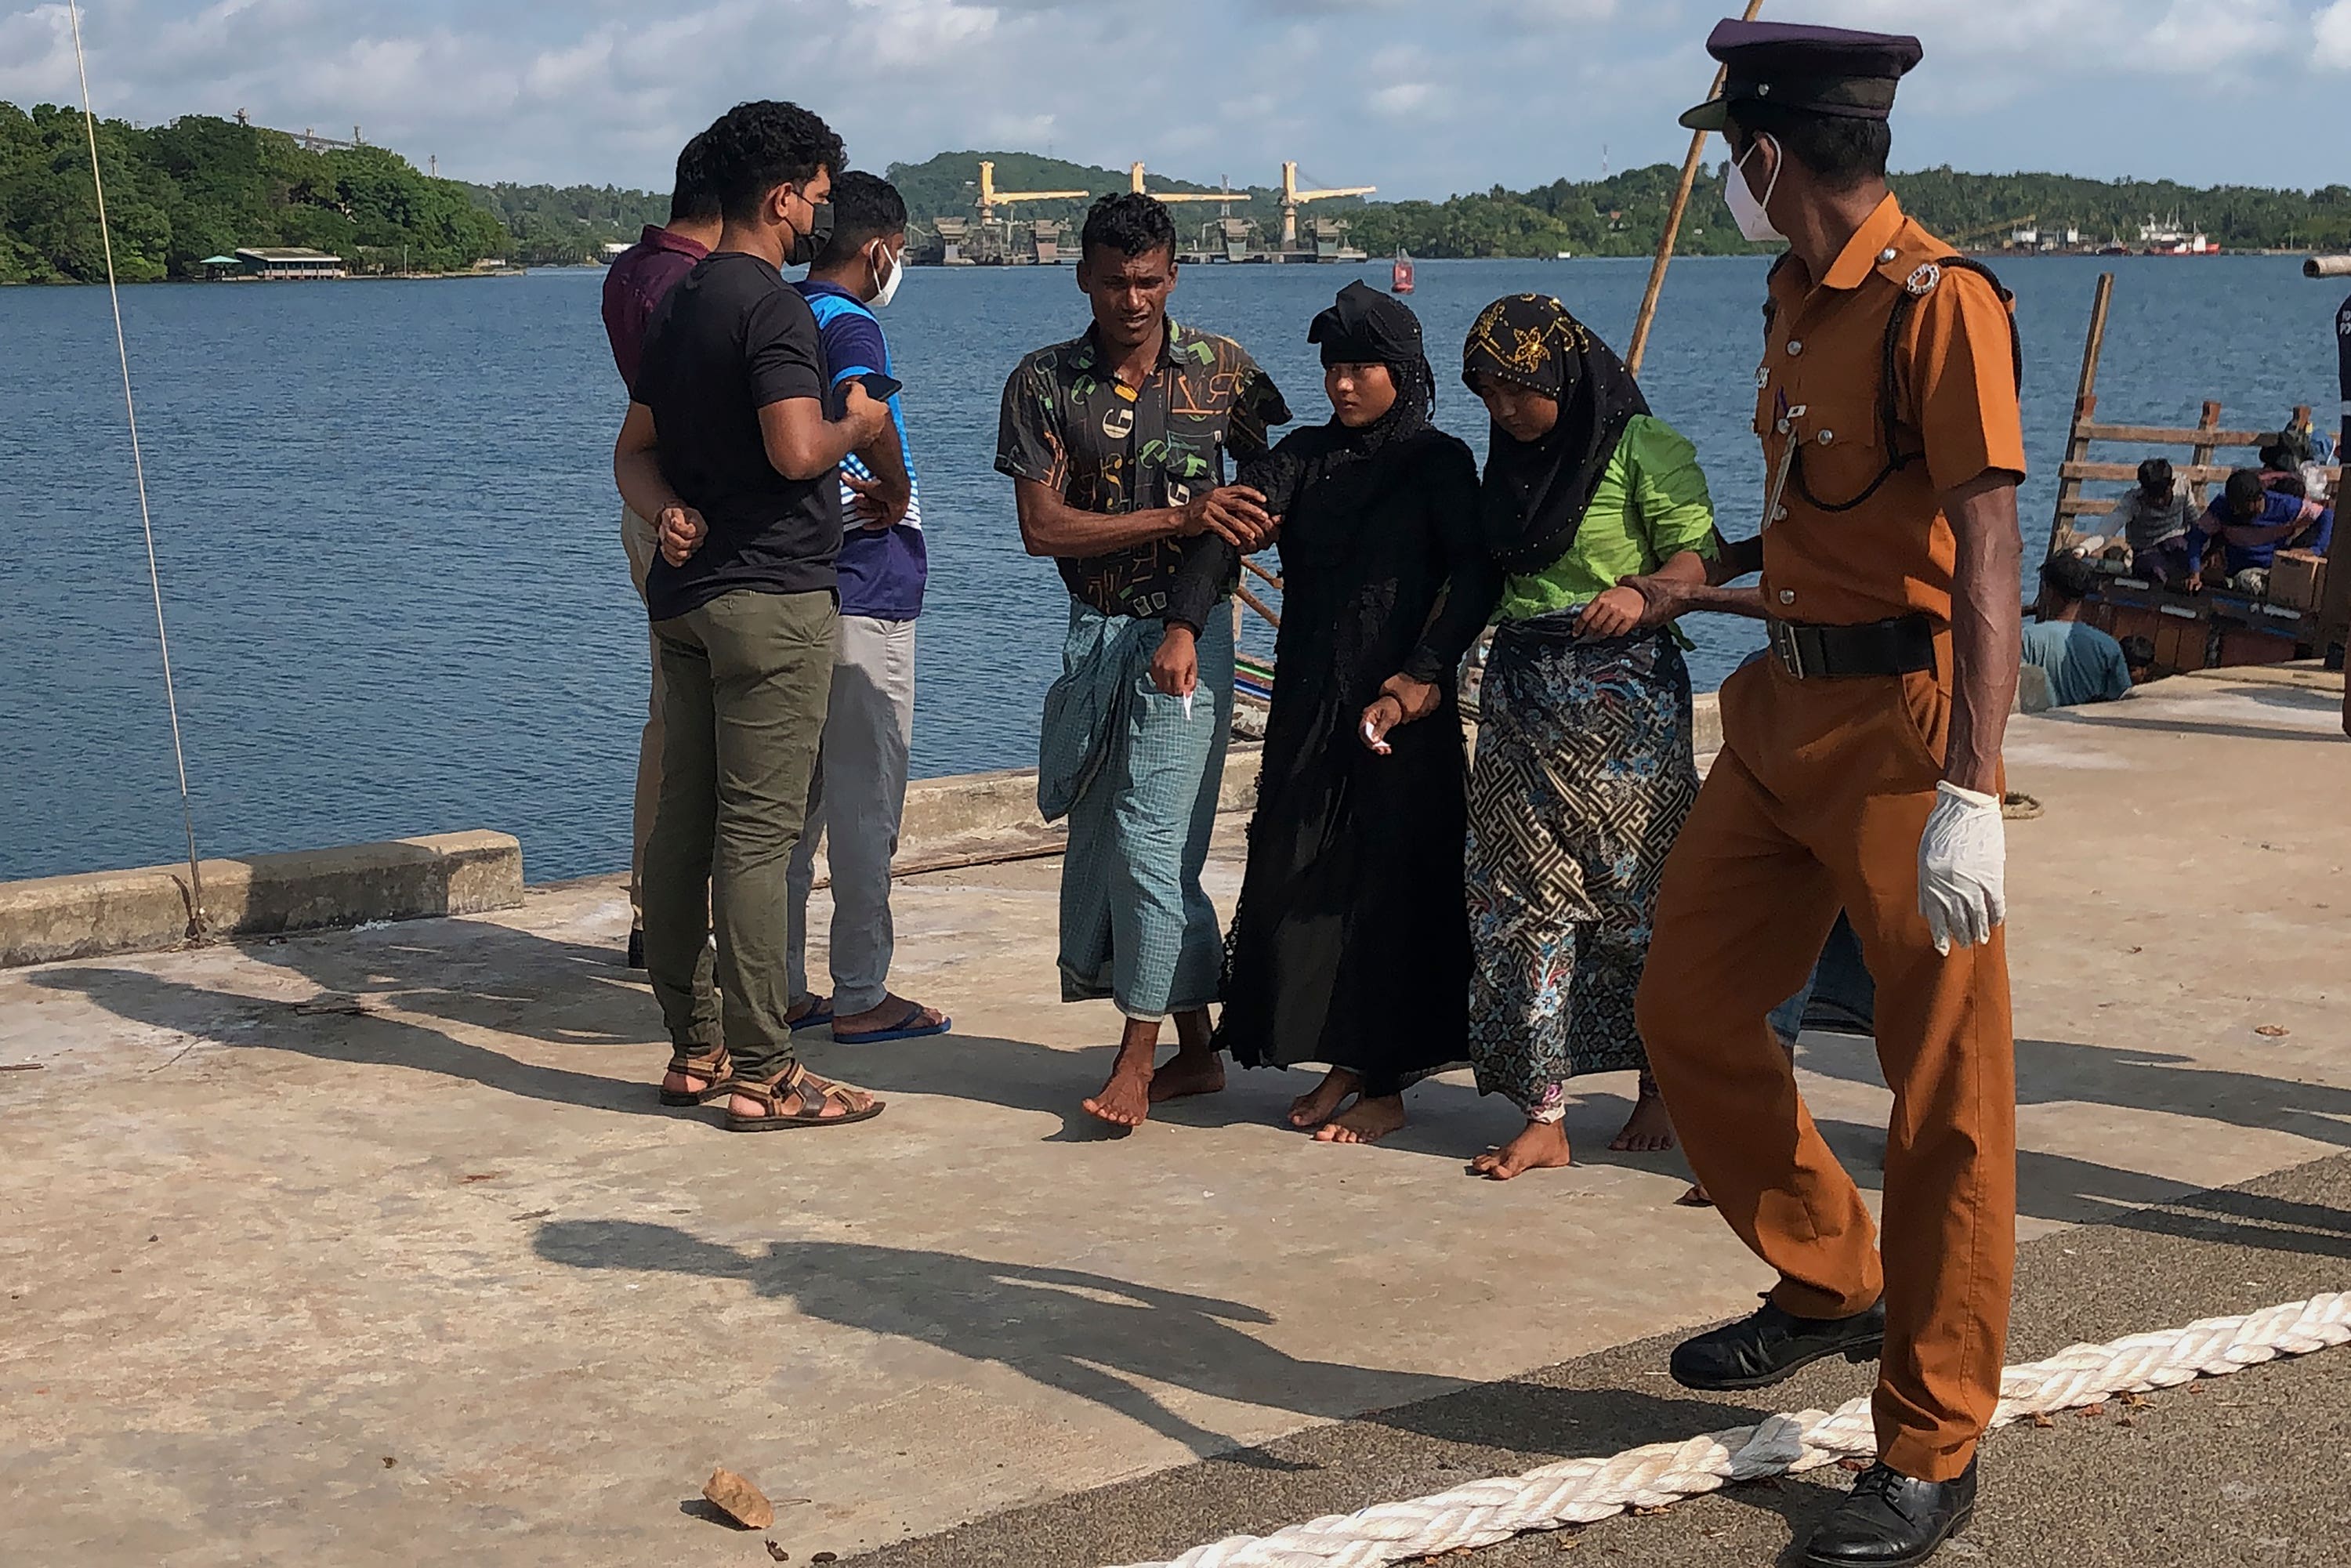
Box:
[1492,414,1719,624]
[997,318,1288,617]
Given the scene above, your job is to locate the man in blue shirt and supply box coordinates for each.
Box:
[2020,554,2132,708]
[783,172,947,1045]
[2197,469,2335,595]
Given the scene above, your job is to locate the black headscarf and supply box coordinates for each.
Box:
[1308,280,1436,458]
[1461,294,1648,572]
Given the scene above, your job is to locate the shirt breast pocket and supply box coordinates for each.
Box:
[1793,396,1893,514]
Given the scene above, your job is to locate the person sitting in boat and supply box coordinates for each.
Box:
[2102,458,2196,585]
[2021,554,2133,708]
[2197,468,2335,596]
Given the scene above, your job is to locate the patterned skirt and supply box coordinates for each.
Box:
[1463,625,1700,1118]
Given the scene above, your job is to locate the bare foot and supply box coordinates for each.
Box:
[1313,1094,1404,1145]
[1149,1044,1226,1103]
[1471,1120,1573,1180]
[1083,1057,1154,1128]
[1608,1085,1678,1153]
[1288,1067,1361,1129]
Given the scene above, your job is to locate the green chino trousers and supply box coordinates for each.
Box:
[643,586,837,1084]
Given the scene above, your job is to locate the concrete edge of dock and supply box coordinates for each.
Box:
[0,831,526,969]
[0,693,1727,970]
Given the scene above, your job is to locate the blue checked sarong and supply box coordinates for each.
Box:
[1038,598,1233,1019]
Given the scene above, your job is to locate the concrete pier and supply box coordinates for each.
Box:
[2,670,2343,1567]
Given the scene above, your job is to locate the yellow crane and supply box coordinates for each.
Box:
[1279,161,1375,248]
[1128,163,1236,208]
[975,160,1092,224]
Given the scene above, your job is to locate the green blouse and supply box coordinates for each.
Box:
[1491,413,1719,624]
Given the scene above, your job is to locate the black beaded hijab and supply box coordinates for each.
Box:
[1462,293,1648,572]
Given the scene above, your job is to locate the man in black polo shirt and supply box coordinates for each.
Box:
[614,100,892,1132]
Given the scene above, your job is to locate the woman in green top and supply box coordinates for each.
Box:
[1365,294,1715,1180]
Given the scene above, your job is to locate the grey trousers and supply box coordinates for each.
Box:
[785,614,918,1016]
[643,588,836,1082]
[621,505,667,928]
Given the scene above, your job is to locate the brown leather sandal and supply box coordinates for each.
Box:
[658,1046,734,1107]
[723,1062,885,1132]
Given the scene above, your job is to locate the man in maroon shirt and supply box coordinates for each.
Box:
[602,131,724,967]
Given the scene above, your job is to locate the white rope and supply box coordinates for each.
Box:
[66,0,208,940]
[1119,1291,2351,1568]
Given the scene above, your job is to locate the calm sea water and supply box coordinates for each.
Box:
[3,255,2339,882]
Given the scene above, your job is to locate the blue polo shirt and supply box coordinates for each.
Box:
[793,280,926,621]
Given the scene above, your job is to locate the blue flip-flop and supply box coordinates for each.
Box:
[833,1001,952,1045]
[788,998,835,1033]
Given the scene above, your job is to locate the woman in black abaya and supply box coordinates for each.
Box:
[1154,281,1489,1143]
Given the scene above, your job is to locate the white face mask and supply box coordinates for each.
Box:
[1726,136,1786,244]
[870,241,905,309]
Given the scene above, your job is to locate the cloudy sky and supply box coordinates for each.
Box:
[6,0,2351,197]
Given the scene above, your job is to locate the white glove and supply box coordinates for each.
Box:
[1917,780,2005,957]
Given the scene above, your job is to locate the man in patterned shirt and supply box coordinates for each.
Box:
[996,192,1290,1130]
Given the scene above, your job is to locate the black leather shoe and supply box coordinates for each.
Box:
[1668,1295,1885,1391]
[625,928,647,970]
[1802,1457,1978,1567]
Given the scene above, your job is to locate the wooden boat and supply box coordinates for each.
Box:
[2046,273,2344,675]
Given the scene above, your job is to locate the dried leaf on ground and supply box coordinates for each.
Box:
[765,1544,789,1563]
[2077,1403,2106,1418]
[2255,1025,2289,1037]
[702,1467,773,1530]
[2030,1413,2056,1429]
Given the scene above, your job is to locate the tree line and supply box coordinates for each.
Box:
[0,105,507,283]
[6,106,2349,284]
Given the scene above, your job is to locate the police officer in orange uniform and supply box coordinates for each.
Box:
[1628,21,2025,1568]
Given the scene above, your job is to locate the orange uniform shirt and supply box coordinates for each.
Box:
[1754,194,2027,636]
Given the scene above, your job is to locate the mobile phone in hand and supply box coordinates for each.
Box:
[853,372,902,404]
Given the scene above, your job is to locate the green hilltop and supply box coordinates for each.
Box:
[5,108,2350,283]
[0,104,506,282]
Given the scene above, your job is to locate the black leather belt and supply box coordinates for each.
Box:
[1765,614,1938,680]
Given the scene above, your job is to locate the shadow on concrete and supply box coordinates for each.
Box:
[1787,1030,2351,1257]
[29,917,675,1118]
[534,1219,1463,1461]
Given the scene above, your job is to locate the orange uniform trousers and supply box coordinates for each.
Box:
[1635,654,2015,1484]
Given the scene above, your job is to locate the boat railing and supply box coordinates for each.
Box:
[2047,274,2338,554]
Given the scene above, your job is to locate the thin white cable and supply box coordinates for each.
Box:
[1117,1290,2351,1567]
[66,0,207,939]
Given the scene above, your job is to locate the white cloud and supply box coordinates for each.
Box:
[5,1,2346,195]
[1371,81,1435,118]
[2317,0,2351,65]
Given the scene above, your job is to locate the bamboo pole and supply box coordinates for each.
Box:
[2041,270,2114,566]
[1625,0,1764,378]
